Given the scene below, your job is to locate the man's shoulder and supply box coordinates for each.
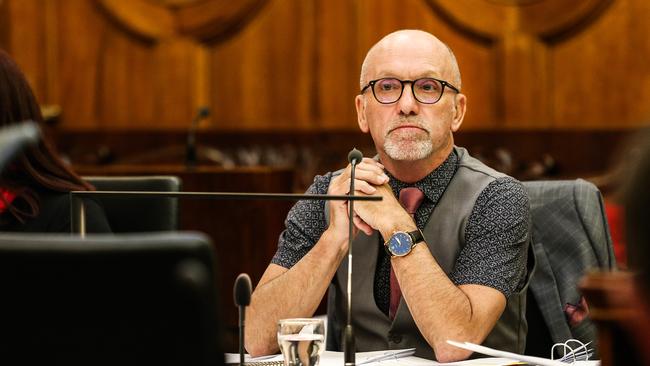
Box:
[453,145,529,215]
[481,176,528,204]
[454,146,511,181]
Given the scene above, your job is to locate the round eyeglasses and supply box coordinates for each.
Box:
[360,77,460,104]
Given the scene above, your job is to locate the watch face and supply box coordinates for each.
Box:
[388,232,413,256]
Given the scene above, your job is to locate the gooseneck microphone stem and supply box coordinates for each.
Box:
[347,160,356,328]
[239,308,245,366]
[186,106,210,168]
[344,148,362,366]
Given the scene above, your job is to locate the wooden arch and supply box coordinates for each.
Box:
[424,0,614,126]
[97,0,269,43]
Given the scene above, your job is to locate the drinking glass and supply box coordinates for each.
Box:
[277,318,325,366]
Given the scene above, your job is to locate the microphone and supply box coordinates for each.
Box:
[0,120,40,173]
[345,147,362,366]
[347,148,363,166]
[234,273,252,366]
[186,106,210,167]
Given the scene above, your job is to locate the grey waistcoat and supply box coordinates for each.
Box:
[325,147,530,360]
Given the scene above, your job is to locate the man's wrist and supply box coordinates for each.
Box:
[321,226,349,259]
[379,216,418,240]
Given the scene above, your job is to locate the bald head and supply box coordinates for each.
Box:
[359,30,461,91]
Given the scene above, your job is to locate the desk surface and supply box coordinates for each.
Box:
[225,351,600,366]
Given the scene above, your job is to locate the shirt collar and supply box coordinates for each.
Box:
[386,149,459,205]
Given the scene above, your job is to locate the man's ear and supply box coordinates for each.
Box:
[451,93,466,132]
[356,95,369,133]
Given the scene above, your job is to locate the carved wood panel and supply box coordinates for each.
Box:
[1,0,649,130]
[424,0,616,128]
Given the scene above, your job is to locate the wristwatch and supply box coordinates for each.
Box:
[384,229,425,257]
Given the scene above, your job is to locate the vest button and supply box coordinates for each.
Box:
[389,334,402,343]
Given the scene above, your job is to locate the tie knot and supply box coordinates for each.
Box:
[399,187,425,216]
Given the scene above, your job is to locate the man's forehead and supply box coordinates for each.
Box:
[366,44,450,79]
[370,61,444,79]
[373,31,446,56]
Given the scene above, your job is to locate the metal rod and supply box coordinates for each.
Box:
[70,191,381,236]
[70,191,382,201]
[70,193,86,238]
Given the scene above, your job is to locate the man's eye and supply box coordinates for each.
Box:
[417,80,441,93]
[379,82,399,91]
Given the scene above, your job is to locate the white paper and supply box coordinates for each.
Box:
[356,348,416,364]
[446,340,600,366]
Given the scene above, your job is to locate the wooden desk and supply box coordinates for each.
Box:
[75,164,295,351]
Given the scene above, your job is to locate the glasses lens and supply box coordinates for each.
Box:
[413,78,443,104]
[373,78,403,103]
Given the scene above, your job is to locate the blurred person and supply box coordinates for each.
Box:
[618,130,650,365]
[625,130,650,291]
[0,49,110,233]
[246,30,530,362]
[580,131,650,365]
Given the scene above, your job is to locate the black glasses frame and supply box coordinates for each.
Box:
[360,77,460,104]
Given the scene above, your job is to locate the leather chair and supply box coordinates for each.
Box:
[523,179,617,357]
[84,175,182,232]
[0,232,222,366]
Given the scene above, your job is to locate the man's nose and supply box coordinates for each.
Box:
[397,83,419,116]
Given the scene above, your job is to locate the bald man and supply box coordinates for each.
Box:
[246,30,531,362]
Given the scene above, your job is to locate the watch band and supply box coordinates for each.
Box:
[408,228,425,245]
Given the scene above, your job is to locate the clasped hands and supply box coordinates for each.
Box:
[327,158,416,240]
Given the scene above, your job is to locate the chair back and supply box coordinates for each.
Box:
[0,232,223,366]
[84,175,182,232]
[523,179,616,357]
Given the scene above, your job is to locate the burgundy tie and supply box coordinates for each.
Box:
[389,187,425,320]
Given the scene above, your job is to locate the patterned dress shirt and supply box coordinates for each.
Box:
[272,149,529,315]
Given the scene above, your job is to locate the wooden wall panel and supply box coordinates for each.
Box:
[1,0,649,131]
[209,0,315,129]
[0,1,7,49]
[316,0,358,129]
[452,40,497,130]
[2,0,50,104]
[56,0,104,128]
[421,0,635,129]
[57,1,206,129]
[551,0,650,128]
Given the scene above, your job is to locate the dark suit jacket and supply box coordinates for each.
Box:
[524,179,616,352]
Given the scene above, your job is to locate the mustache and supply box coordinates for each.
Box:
[387,116,431,135]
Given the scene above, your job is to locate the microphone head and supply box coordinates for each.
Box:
[233,273,252,307]
[197,106,210,119]
[0,120,40,173]
[348,148,363,165]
